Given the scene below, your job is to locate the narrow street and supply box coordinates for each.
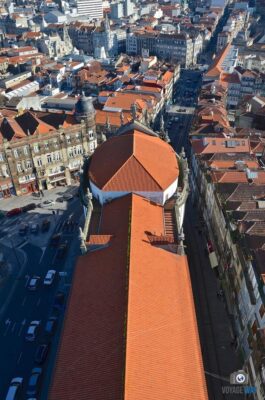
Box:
[185,203,243,399]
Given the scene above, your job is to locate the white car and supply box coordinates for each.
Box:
[28,276,40,291]
[41,200,55,208]
[5,377,23,400]
[44,270,56,286]
[25,321,41,342]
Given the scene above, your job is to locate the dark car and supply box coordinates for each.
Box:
[45,316,58,336]
[26,367,42,397]
[22,203,36,212]
[50,233,61,247]
[34,343,50,364]
[56,197,64,203]
[19,223,28,235]
[63,193,74,201]
[41,219,50,232]
[30,223,39,234]
[6,208,22,217]
[56,242,67,258]
[53,291,65,310]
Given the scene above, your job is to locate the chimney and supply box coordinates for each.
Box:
[246,103,251,112]
[203,137,208,146]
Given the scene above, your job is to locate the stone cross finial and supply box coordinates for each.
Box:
[105,115,111,131]
[160,114,165,133]
[131,103,137,121]
[120,111,124,126]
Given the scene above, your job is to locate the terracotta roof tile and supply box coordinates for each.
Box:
[49,194,208,400]
[192,138,250,154]
[89,131,179,191]
[49,195,131,400]
[124,195,208,400]
[209,160,259,169]
[95,110,132,126]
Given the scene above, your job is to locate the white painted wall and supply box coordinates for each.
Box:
[90,177,178,205]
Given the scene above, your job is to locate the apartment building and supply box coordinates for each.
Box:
[190,62,265,398]
[126,30,195,67]
[0,95,97,198]
[76,0,103,19]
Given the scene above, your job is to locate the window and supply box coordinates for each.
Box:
[47,154,52,163]
[0,153,3,162]
[259,304,265,319]
[88,130,94,140]
[68,148,73,158]
[2,165,9,177]
[251,320,258,336]
[45,142,49,150]
[66,135,71,144]
[33,144,39,153]
[13,149,19,158]
[37,158,42,167]
[26,160,32,169]
[17,163,22,173]
[24,146,28,156]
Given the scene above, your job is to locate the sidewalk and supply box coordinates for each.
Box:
[185,201,244,400]
[0,185,78,212]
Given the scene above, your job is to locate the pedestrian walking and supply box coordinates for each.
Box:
[52,210,55,215]
[40,189,44,197]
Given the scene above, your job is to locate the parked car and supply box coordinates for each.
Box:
[41,200,55,208]
[27,276,40,291]
[19,223,28,235]
[56,197,64,203]
[30,223,39,234]
[22,203,36,212]
[26,368,42,397]
[6,208,22,218]
[34,343,50,364]
[45,316,58,336]
[25,321,41,342]
[50,233,61,247]
[5,377,23,400]
[57,242,67,258]
[53,291,65,310]
[41,219,50,232]
[63,193,74,201]
[44,270,56,286]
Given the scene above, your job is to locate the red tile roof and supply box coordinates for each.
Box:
[49,194,208,400]
[209,160,259,169]
[124,195,208,400]
[95,109,132,126]
[192,137,250,154]
[89,130,179,191]
[49,195,131,400]
[211,171,265,184]
[205,44,232,79]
